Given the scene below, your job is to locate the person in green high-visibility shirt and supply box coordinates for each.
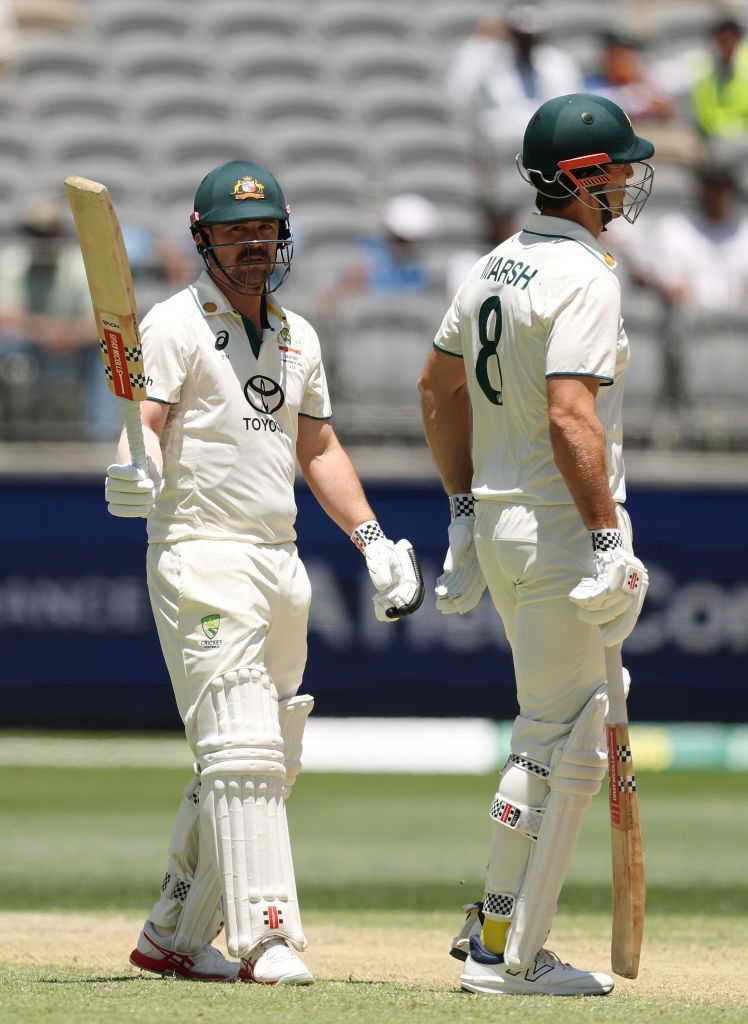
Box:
[691,16,748,139]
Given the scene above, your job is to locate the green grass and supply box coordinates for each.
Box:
[2,763,747,1023]
[3,768,747,915]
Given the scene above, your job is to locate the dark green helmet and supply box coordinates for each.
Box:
[190,160,293,294]
[518,93,655,223]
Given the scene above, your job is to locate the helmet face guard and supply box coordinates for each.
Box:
[518,93,655,224]
[190,160,294,294]
[190,213,294,295]
[517,150,654,224]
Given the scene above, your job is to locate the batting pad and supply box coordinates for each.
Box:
[148,771,224,954]
[504,684,609,970]
[194,667,306,957]
[278,693,314,799]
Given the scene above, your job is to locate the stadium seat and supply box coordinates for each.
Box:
[27,81,124,130]
[351,81,452,128]
[205,1,304,45]
[680,313,748,401]
[15,38,105,83]
[376,123,473,173]
[227,48,328,88]
[313,2,414,44]
[424,3,496,53]
[334,40,434,87]
[267,125,366,174]
[279,163,368,211]
[89,2,197,46]
[113,39,214,86]
[135,85,235,130]
[245,82,348,132]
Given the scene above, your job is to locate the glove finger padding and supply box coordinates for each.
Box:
[363,537,399,591]
[105,459,159,518]
[435,511,486,615]
[373,540,425,622]
[569,546,649,645]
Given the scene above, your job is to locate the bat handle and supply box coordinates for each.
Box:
[121,399,148,474]
[604,643,628,725]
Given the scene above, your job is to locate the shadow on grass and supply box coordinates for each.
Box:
[37,975,141,985]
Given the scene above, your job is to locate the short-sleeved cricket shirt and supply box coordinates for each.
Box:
[141,272,332,545]
[434,213,629,506]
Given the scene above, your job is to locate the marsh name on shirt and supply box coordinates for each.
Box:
[481,257,538,289]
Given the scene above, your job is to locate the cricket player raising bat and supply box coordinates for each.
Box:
[105,160,423,984]
[419,94,651,996]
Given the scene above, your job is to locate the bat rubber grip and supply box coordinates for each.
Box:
[605,644,628,724]
[121,399,147,473]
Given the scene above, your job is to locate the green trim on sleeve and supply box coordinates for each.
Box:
[298,412,332,421]
[145,396,177,406]
[433,342,464,358]
[546,372,614,384]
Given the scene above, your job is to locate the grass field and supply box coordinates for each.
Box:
[2,756,747,1023]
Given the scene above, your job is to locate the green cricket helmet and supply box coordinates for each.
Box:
[190,160,293,294]
[518,93,655,223]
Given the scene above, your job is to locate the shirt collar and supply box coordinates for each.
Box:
[522,213,618,269]
[190,272,289,332]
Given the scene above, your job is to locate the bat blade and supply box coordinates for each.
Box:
[605,645,645,979]
[64,175,147,468]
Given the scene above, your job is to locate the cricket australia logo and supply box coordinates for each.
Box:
[200,614,222,648]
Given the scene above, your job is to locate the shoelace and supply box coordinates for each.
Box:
[200,943,228,965]
[535,949,571,968]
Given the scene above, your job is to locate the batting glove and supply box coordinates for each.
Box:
[105,457,160,518]
[351,520,424,622]
[568,528,649,646]
[435,494,486,615]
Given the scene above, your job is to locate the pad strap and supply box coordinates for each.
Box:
[489,794,544,841]
[482,889,515,920]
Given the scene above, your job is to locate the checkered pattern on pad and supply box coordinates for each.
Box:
[449,493,476,520]
[591,528,623,552]
[483,891,515,919]
[505,753,550,779]
[351,520,385,552]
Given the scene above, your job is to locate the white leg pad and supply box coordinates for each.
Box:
[504,684,609,969]
[148,771,223,954]
[191,667,306,958]
[278,694,314,799]
[483,753,551,923]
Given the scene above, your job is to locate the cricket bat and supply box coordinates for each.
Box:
[64,176,147,471]
[605,643,645,979]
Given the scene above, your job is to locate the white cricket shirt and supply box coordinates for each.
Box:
[141,272,332,545]
[435,213,629,506]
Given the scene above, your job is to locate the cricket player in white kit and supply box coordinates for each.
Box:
[105,160,423,984]
[419,94,652,996]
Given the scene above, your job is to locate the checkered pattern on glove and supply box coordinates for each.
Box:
[591,528,623,553]
[448,493,476,521]
[351,519,386,553]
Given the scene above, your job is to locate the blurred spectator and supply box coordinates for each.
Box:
[585,29,704,165]
[0,0,18,73]
[690,15,748,144]
[318,193,440,319]
[466,3,583,149]
[0,194,118,441]
[622,165,748,312]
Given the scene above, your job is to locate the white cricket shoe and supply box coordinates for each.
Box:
[129,923,239,981]
[460,936,614,996]
[239,937,314,986]
[450,901,484,962]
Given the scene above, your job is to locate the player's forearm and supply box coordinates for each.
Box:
[420,379,473,494]
[549,410,617,530]
[301,439,375,535]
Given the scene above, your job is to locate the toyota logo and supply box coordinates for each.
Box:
[244,375,285,414]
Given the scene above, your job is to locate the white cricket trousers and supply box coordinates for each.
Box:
[474,500,633,742]
[146,539,312,729]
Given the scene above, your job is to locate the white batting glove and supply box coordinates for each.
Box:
[569,528,649,646]
[435,494,486,615]
[351,520,424,622]
[105,458,160,518]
